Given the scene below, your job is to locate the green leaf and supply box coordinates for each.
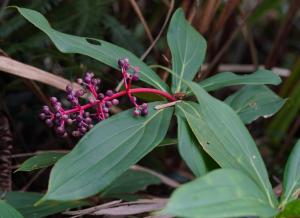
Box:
[277,200,300,218]
[160,169,278,218]
[16,152,65,172]
[280,139,300,207]
[176,115,207,176]
[176,82,278,208]
[198,69,281,92]
[2,192,86,218]
[0,200,23,218]
[44,102,173,201]
[15,7,168,91]
[101,169,161,199]
[167,8,206,93]
[225,85,286,124]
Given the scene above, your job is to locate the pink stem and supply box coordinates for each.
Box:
[64,88,176,115]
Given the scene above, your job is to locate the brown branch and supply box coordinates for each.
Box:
[129,0,154,44]
[130,165,180,188]
[0,112,13,191]
[0,56,81,92]
[116,0,174,92]
[265,0,300,68]
[198,0,221,34]
[21,168,46,191]
[141,0,175,60]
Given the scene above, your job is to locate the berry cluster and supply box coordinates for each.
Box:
[39,58,150,138]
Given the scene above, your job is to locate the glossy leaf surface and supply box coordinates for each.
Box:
[44,102,173,201]
[177,115,206,176]
[161,169,278,218]
[15,7,168,91]
[167,8,206,93]
[176,82,278,208]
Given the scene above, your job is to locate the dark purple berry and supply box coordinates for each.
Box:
[56,126,65,135]
[80,127,87,133]
[141,103,148,110]
[132,74,139,81]
[66,84,73,93]
[141,109,148,116]
[75,90,84,97]
[118,59,125,68]
[98,93,105,100]
[105,101,112,108]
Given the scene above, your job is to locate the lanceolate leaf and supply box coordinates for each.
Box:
[0,200,23,218]
[198,69,281,92]
[43,102,173,201]
[2,192,86,218]
[16,152,65,172]
[225,85,286,124]
[15,7,168,91]
[101,170,161,199]
[161,169,278,218]
[167,8,206,93]
[177,115,206,177]
[280,139,300,207]
[176,82,278,208]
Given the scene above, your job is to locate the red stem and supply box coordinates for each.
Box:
[64,88,176,115]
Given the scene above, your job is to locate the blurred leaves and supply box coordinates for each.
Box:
[2,192,87,218]
[16,152,65,172]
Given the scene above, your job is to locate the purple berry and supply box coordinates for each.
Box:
[66,84,73,93]
[141,103,148,110]
[132,73,139,81]
[66,118,73,125]
[98,93,105,100]
[141,109,148,116]
[105,101,112,108]
[112,99,119,105]
[77,78,83,84]
[133,109,141,116]
[118,59,125,68]
[75,90,84,97]
[39,113,46,120]
[56,126,65,135]
[45,119,53,127]
[103,107,109,113]
[72,131,80,137]
[106,90,114,97]
[50,97,57,104]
